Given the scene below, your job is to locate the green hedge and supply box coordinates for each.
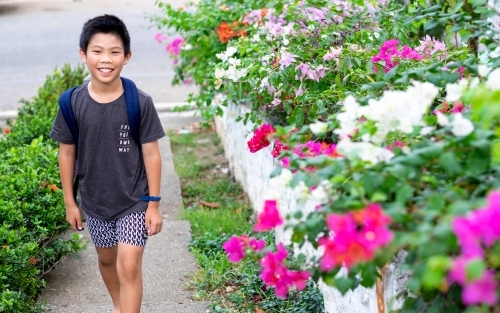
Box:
[0,65,87,313]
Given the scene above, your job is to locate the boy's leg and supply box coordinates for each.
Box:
[117,243,145,313]
[96,246,121,312]
[86,214,121,312]
[116,211,148,313]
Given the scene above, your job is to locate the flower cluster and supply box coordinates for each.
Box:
[448,191,500,305]
[260,243,311,298]
[214,46,248,88]
[222,234,266,263]
[247,124,276,153]
[281,141,340,168]
[318,204,393,270]
[372,39,422,73]
[334,81,439,164]
[415,35,447,60]
[216,21,247,44]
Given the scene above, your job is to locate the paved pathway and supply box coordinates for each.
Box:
[39,112,209,313]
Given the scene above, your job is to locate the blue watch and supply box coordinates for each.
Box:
[141,195,162,202]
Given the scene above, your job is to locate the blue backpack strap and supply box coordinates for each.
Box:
[58,86,80,203]
[121,77,141,150]
[58,86,80,145]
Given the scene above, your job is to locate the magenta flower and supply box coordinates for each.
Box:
[462,270,498,306]
[259,243,310,298]
[254,200,283,231]
[222,235,246,263]
[165,37,185,56]
[249,238,266,251]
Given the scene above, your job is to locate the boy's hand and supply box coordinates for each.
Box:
[146,203,162,236]
[66,204,83,231]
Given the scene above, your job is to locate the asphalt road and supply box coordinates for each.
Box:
[0,0,197,113]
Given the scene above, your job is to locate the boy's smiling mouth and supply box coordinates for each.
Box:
[98,68,113,73]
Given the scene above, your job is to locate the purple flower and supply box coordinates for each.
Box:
[279,52,296,68]
[295,62,311,80]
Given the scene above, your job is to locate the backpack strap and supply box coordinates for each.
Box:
[58,86,80,202]
[121,77,141,151]
[58,86,80,146]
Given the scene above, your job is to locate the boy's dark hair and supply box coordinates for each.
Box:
[79,14,131,55]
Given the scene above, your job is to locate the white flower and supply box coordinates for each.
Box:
[294,181,310,202]
[214,68,225,79]
[251,34,261,42]
[227,58,241,66]
[215,47,238,62]
[445,79,468,102]
[478,64,491,77]
[487,68,500,91]
[182,44,193,50]
[309,121,328,135]
[309,180,332,204]
[435,112,450,126]
[420,126,434,136]
[337,140,394,165]
[450,113,474,137]
[282,35,289,46]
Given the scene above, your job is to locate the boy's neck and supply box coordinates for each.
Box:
[88,78,124,103]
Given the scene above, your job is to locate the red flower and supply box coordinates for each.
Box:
[247,124,276,153]
[2,127,11,134]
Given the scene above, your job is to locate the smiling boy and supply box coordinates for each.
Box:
[49,15,165,313]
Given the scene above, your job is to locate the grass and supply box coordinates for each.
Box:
[169,127,324,313]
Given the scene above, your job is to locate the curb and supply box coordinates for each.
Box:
[0,102,196,121]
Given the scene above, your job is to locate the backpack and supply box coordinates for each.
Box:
[58,77,142,201]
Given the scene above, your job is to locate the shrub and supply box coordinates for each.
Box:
[0,65,87,313]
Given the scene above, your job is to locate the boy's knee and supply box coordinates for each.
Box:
[117,257,141,282]
[96,247,118,267]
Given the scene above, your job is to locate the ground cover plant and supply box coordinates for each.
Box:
[154,0,500,311]
[0,65,87,313]
[169,128,324,312]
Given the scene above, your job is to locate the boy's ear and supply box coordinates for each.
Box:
[124,51,132,65]
[79,49,87,64]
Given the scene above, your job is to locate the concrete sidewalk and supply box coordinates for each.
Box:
[39,114,208,313]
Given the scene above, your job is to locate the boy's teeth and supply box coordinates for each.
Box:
[100,69,112,73]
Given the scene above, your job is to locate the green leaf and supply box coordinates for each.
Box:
[334,277,353,294]
[439,152,462,175]
[396,185,414,204]
[466,259,486,281]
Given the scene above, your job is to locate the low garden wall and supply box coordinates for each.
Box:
[215,102,410,313]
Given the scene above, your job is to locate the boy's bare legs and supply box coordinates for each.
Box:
[96,246,121,313]
[117,242,145,313]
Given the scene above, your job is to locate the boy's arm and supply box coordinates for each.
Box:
[59,143,83,231]
[142,140,163,236]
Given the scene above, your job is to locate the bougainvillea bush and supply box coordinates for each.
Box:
[153,0,500,311]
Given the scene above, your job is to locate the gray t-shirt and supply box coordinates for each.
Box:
[50,82,165,221]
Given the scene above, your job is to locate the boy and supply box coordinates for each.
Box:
[49,15,165,313]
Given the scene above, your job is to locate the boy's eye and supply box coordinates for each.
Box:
[112,52,120,55]
[93,50,101,54]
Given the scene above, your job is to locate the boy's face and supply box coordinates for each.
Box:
[79,33,131,85]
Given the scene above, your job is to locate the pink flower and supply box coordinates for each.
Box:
[154,33,168,43]
[295,62,311,80]
[254,200,283,231]
[319,204,393,269]
[279,52,297,68]
[222,235,246,263]
[166,37,185,56]
[259,243,310,298]
[462,270,498,305]
[249,238,266,251]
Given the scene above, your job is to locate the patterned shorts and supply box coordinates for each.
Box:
[85,211,148,248]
